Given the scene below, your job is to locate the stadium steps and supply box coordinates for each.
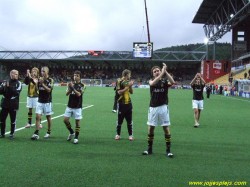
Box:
[212,69,249,85]
[212,73,230,85]
[232,69,249,80]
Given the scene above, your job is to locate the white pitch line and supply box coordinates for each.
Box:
[5,105,94,135]
[217,95,250,103]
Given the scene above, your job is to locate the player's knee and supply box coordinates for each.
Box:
[46,115,51,119]
[63,118,68,124]
[127,122,132,126]
[163,126,170,134]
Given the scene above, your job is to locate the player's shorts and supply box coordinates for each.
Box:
[26,97,38,108]
[147,105,170,126]
[64,107,82,120]
[192,100,204,110]
[36,102,54,115]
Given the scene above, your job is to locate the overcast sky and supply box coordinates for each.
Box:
[0,0,232,51]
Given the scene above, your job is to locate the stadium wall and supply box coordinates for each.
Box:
[201,60,231,83]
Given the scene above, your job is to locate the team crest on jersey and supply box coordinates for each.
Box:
[161,83,164,87]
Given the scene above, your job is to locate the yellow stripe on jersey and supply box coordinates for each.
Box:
[117,78,131,104]
[28,81,39,97]
[123,89,130,103]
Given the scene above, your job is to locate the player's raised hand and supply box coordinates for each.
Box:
[33,78,38,84]
[39,77,44,84]
[162,63,167,71]
[129,79,135,87]
[27,69,30,76]
[68,81,73,88]
[196,73,201,78]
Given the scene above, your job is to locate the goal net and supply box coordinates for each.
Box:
[81,79,103,87]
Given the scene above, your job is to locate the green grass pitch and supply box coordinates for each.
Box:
[0,86,249,187]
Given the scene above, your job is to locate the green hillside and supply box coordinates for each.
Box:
[156,42,231,60]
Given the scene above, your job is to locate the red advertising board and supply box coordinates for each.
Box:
[213,61,222,75]
[201,60,231,82]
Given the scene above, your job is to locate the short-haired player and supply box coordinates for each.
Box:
[31,66,54,140]
[190,73,206,127]
[63,71,86,144]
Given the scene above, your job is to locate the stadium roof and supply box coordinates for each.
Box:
[192,0,221,24]
[192,0,250,42]
[192,0,250,24]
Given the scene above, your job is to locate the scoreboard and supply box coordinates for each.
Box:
[133,42,153,58]
[88,51,104,56]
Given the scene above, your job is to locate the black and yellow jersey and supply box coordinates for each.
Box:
[38,77,54,103]
[67,82,86,108]
[117,78,131,104]
[24,76,39,98]
[149,78,172,107]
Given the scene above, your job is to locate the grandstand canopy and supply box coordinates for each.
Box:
[192,0,249,24]
[192,0,222,24]
[192,0,250,42]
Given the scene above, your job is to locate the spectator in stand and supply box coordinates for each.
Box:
[219,85,223,95]
[244,72,247,79]
[215,85,218,94]
[232,86,236,95]
[229,73,233,84]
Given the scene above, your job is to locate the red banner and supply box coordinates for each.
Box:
[213,61,222,75]
[213,69,221,75]
[206,63,210,80]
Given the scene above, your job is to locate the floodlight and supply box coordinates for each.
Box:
[204,38,209,44]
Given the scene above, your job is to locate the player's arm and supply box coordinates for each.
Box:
[0,81,7,95]
[5,81,22,97]
[66,82,72,96]
[72,86,81,97]
[129,86,133,94]
[31,78,39,94]
[33,78,39,92]
[24,70,31,85]
[164,66,175,85]
[118,80,134,95]
[41,84,51,92]
[200,76,206,85]
[26,69,32,78]
[118,86,129,95]
[190,73,199,85]
[66,88,71,96]
[129,80,135,94]
[40,78,51,93]
[149,64,166,86]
